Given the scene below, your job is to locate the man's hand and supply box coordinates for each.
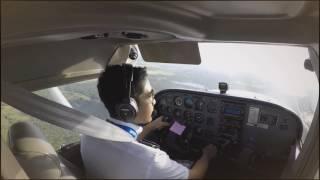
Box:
[202,144,217,160]
[148,116,170,131]
[188,144,217,179]
[138,116,170,140]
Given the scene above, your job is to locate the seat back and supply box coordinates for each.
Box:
[7,121,77,179]
[1,138,29,179]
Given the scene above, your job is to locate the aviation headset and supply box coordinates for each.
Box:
[115,64,139,121]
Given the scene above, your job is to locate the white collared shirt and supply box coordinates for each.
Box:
[80,119,189,179]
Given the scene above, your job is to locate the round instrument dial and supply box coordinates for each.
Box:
[159,98,167,105]
[174,96,183,106]
[184,97,193,108]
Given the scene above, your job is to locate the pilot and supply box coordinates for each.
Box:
[81,64,217,179]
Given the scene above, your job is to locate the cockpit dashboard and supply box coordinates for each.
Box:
[147,89,303,178]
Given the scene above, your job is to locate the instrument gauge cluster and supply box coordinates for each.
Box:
[154,89,302,155]
[151,89,303,178]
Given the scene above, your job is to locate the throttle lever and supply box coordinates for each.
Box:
[209,137,232,156]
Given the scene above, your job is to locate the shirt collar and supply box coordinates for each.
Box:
[108,118,143,136]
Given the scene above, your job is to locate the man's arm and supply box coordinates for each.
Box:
[189,145,217,179]
[138,116,217,178]
[138,116,169,141]
[137,123,154,141]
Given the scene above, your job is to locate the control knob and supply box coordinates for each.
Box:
[184,111,193,122]
[194,127,204,135]
[195,100,204,111]
[167,106,173,113]
[173,109,182,118]
[194,113,204,123]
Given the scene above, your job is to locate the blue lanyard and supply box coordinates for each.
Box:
[109,121,138,139]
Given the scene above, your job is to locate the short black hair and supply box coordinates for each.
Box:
[97,64,148,118]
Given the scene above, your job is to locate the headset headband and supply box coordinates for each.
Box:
[123,64,134,100]
[128,65,133,99]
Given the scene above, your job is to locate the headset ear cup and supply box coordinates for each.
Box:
[129,97,138,115]
[116,98,138,121]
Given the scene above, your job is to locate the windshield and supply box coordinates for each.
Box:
[134,43,319,138]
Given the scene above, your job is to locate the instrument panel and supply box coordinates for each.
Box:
[149,89,303,177]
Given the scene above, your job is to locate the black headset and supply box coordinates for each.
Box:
[115,64,139,122]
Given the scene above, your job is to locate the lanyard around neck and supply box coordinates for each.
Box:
[109,121,138,139]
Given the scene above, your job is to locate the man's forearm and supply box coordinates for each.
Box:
[188,154,210,179]
[137,124,154,141]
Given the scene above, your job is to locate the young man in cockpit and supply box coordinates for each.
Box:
[81,64,217,179]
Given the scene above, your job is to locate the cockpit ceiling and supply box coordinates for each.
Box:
[1,1,319,46]
[1,1,319,90]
